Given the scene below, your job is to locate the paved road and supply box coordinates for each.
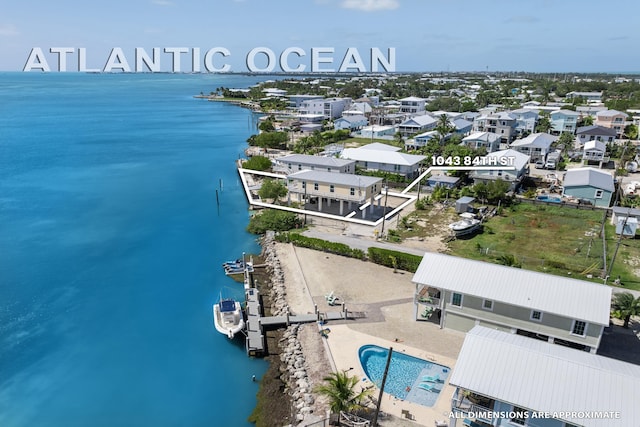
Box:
[302,229,428,257]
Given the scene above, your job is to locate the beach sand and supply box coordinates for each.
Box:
[275,242,465,426]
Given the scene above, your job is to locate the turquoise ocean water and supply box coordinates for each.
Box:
[0,73,270,426]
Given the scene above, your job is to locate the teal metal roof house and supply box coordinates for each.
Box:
[562,167,615,207]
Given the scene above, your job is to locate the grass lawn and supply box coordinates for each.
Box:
[444,202,640,290]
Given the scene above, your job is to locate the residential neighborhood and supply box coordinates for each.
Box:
[223,72,640,427]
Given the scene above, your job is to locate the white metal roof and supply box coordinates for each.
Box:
[510,132,558,149]
[449,326,640,427]
[412,253,611,325]
[341,147,426,167]
[358,142,401,152]
[583,140,606,152]
[596,109,627,118]
[564,167,615,192]
[550,109,580,117]
[399,96,426,102]
[484,149,530,170]
[400,114,437,127]
[276,154,355,168]
[287,170,381,187]
[462,131,501,143]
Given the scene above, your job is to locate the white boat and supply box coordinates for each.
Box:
[624,181,640,197]
[448,218,481,237]
[213,297,245,339]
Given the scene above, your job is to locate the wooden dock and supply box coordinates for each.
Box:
[243,286,365,357]
[245,287,265,357]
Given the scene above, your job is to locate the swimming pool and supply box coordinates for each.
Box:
[536,195,562,203]
[358,345,450,407]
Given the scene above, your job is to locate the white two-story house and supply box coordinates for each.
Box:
[510,133,558,162]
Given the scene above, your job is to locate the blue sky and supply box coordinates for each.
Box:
[2,0,639,73]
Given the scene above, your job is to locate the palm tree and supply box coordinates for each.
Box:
[580,115,594,127]
[611,292,640,329]
[435,114,455,145]
[535,116,552,133]
[315,371,371,422]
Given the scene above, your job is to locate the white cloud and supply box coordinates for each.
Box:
[0,24,19,37]
[341,0,399,12]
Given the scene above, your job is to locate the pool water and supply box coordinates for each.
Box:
[358,345,450,407]
[536,195,562,203]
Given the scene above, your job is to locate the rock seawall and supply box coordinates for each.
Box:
[262,232,322,425]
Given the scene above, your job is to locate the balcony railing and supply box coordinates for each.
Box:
[417,295,441,307]
[287,185,368,203]
[583,154,609,162]
[452,397,494,414]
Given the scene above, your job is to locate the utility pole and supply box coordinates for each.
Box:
[372,347,393,427]
[607,208,631,283]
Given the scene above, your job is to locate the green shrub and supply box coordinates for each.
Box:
[247,209,302,234]
[243,156,272,171]
[276,233,366,259]
[386,229,402,243]
[367,247,422,272]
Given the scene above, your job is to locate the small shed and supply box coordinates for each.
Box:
[616,217,638,236]
[455,196,475,214]
[611,206,640,225]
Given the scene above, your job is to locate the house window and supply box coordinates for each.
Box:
[314,183,319,191]
[298,164,302,170]
[571,320,587,337]
[350,187,355,196]
[530,310,543,322]
[288,163,292,170]
[595,189,604,199]
[327,167,331,172]
[510,406,527,425]
[482,299,493,311]
[451,293,463,307]
[329,185,335,193]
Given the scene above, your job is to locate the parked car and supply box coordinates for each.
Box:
[535,161,545,169]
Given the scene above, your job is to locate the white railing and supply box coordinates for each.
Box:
[287,186,368,203]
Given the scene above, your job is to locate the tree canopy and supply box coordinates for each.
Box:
[611,292,640,329]
[250,131,289,150]
[246,209,302,234]
[243,155,272,171]
[314,371,371,421]
[258,179,288,203]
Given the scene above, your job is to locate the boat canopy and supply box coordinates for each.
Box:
[220,299,237,312]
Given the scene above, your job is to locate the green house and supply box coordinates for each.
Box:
[562,167,614,207]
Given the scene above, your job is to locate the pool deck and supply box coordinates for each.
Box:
[276,243,466,426]
[328,325,460,424]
